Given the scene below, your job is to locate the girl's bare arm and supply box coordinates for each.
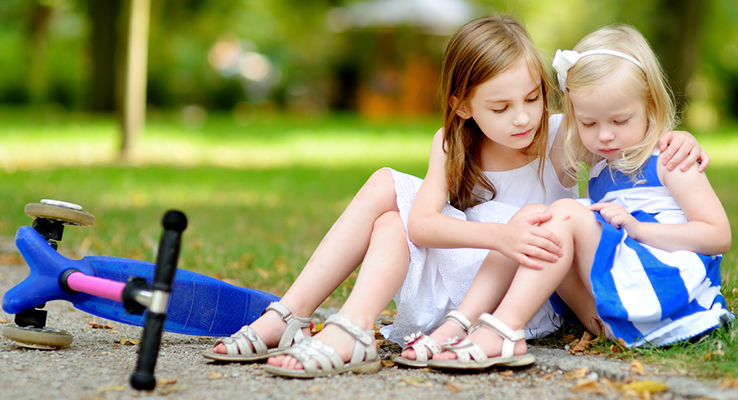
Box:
[408,130,563,269]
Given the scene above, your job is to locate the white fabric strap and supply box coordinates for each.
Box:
[477,313,526,359]
[552,48,644,91]
[445,310,473,334]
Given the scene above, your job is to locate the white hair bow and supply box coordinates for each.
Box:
[552,49,644,91]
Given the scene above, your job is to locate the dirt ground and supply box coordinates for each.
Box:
[1,253,737,400]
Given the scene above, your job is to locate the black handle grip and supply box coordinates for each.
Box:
[130,210,187,391]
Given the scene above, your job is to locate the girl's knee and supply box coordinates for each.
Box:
[373,211,402,232]
[359,169,396,204]
[547,198,592,220]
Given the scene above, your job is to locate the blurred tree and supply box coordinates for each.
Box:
[86,0,121,112]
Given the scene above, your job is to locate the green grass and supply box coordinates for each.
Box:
[0,106,737,378]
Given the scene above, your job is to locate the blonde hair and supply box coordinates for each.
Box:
[440,14,553,210]
[561,25,677,179]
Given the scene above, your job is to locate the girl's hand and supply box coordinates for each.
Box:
[658,130,709,173]
[588,203,641,239]
[500,212,563,271]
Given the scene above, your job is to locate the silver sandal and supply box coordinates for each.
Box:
[201,302,311,362]
[427,313,535,370]
[263,314,380,378]
[392,310,473,368]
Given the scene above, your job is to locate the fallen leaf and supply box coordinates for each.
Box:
[0,318,9,323]
[156,377,178,387]
[500,369,514,376]
[570,379,608,395]
[718,377,738,389]
[570,331,591,354]
[98,385,125,392]
[158,385,184,395]
[118,337,141,345]
[401,377,433,387]
[309,386,320,392]
[207,371,224,380]
[563,367,589,380]
[630,360,645,375]
[381,359,395,368]
[621,379,668,394]
[443,381,462,393]
[87,319,114,330]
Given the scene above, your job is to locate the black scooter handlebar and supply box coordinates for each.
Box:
[130,210,187,391]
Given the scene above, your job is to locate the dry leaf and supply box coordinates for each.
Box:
[118,337,141,345]
[381,359,395,368]
[158,385,184,395]
[87,319,113,330]
[309,386,320,392]
[563,367,589,380]
[571,379,608,395]
[207,371,224,380]
[156,377,178,387]
[718,377,738,389]
[401,377,433,387]
[500,369,514,376]
[621,379,668,394]
[443,381,462,393]
[98,385,125,392]
[570,331,591,354]
[0,318,9,323]
[630,360,645,375]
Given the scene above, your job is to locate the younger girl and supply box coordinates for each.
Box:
[429,25,732,369]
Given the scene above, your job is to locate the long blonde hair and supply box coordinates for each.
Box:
[440,14,553,210]
[561,25,677,179]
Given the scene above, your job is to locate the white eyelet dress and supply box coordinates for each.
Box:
[380,114,578,344]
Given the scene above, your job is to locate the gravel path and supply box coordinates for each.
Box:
[1,259,736,400]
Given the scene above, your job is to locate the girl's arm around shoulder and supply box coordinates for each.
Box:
[629,160,731,255]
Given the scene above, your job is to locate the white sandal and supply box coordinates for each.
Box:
[263,314,380,378]
[201,302,311,362]
[393,310,472,368]
[427,313,535,370]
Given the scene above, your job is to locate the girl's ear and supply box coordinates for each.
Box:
[451,96,471,119]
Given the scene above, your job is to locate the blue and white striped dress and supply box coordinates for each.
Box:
[587,151,734,348]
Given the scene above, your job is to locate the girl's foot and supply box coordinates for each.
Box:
[398,320,467,361]
[267,313,374,370]
[203,302,311,361]
[433,315,527,361]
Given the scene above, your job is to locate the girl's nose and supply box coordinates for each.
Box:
[513,110,530,127]
[598,128,615,143]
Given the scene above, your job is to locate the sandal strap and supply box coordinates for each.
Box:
[477,313,525,358]
[445,310,472,334]
[401,332,441,362]
[324,314,377,364]
[442,337,487,364]
[266,302,312,349]
[285,338,344,374]
[219,326,267,356]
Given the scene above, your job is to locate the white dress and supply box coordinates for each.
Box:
[381,114,578,344]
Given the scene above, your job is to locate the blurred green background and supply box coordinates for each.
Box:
[1,0,737,306]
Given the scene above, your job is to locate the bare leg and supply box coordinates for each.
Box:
[435,199,601,360]
[268,210,410,369]
[556,268,600,335]
[402,204,548,360]
[214,169,401,354]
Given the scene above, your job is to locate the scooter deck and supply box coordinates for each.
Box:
[3,226,280,337]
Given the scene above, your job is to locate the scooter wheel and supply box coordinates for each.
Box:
[2,325,73,349]
[25,201,95,227]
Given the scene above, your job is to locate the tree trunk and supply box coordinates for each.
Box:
[86,0,121,112]
[649,0,705,118]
